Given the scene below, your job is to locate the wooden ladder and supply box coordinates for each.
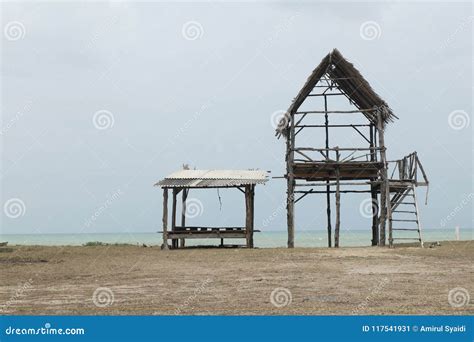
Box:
[388,183,423,247]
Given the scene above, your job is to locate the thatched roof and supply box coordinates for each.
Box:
[276,49,397,138]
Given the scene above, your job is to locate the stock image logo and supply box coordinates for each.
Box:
[182,21,204,41]
[184,198,204,218]
[4,21,26,41]
[270,287,292,308]
[92,287,115,308]
[3,198,26,219]
[448,287,470,308]
[93,110,115,130]
[448,110,470,130]
[359,21,381,41]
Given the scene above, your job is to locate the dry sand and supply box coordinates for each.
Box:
[0,241,472,315]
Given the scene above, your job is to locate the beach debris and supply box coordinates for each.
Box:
[428,241,441,248]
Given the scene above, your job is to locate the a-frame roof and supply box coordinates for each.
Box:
[276,49,397,138]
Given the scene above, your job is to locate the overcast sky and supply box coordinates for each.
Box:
[1,1,472,240]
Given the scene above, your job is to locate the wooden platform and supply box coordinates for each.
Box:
[293,161,384,181]
[166,226,252,240]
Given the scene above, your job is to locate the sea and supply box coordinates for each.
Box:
[0,229,471,248]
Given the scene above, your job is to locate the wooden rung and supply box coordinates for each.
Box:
[392,210,417,214]
[392,237,421,240]
[392,228,419,231]
[391,219,418,222]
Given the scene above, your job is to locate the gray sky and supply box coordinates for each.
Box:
[1,1,472,237]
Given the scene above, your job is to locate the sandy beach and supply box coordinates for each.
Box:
[0,241,472,315]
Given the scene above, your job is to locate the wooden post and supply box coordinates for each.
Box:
[334,148,341,248]
[171,188,178,249]
[180,189,187,248]
[370,187,379,246]
[324,94,332,248]
[287,114,295,248]
[377,109,388,246]
[245,185,251,248]
[369,124,379,246]
[387,188,393,248]
[161,188,169,250]
[249,185,255,248]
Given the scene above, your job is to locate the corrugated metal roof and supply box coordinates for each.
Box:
[155,170,268,188]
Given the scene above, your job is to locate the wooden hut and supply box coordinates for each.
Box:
[155,170,268,249]
[275,49,428,248]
